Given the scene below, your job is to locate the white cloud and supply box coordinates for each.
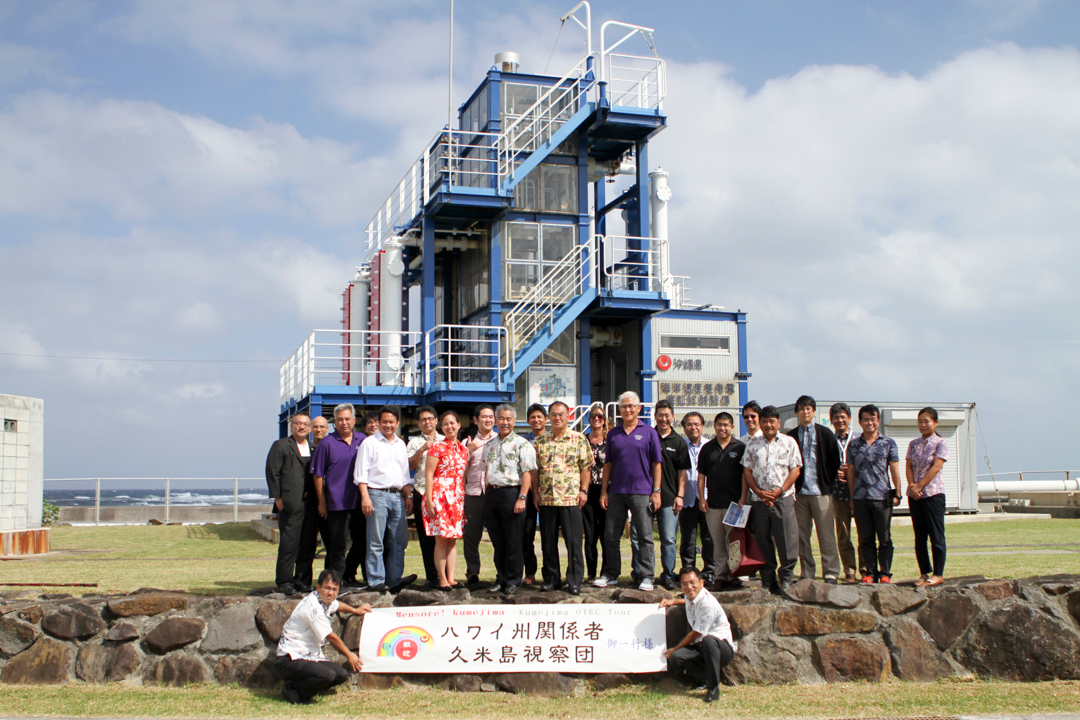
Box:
[0,40,63,85]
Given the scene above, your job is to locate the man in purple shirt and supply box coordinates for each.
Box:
[597,390,662,591]
[310,403,366,583]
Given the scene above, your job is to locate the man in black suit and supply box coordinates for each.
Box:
[266,414,315,593]
[786,395,842,583]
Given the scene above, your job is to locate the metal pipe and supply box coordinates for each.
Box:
[94,478,100,526]
[978,479,1080,494]
[165,478,170,524]
[448,0,454,132]
[560,1,592,58]
[233,479,238,522]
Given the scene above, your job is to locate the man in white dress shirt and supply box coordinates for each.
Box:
[275,569,370,704]
[354,405,416,593]
[660,567,737,703]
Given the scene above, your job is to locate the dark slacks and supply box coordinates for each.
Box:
[323,510,351,579]
[413,489,438,584]
[485,485,526,588]
[581,483,607,580]
[853,498,894,580]
[275,500,306,587]
[523,496,539,580]
[678,503,716,582]
[274,654,349,701]
[463,494,487,578]
[539,504,585,588]
[295,491,329,588]
[909,493,947,576]
[749,496,799,589]
[667,636,734,690]
[343,509,368,584]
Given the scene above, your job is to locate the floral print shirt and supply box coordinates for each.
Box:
[906,434,948,498]
[482,432,538,488]
[534,430,593,507]
[740,433,802,502]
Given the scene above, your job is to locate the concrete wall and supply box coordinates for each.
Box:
[1,394,44,530]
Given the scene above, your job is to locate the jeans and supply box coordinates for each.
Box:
[656,505,679,583]
[853,498,894,580]
[602,493,654,582]
[365,489,408,587]
[909,492,946,576]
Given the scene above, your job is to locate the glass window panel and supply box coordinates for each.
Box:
[478,87,489,128]
[541,165,577,213]
[539,323,576,365]
[659,335,730,352]
[506,263,539,299]
[507,223,539,260]
[503,83,539,117]
[541,224,574,262]
[513,166,539,210]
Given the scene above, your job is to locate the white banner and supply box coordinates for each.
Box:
[358,604,668,673]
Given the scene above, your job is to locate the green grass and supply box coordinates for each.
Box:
[0,679,1077,719]
[2,518,1077,597]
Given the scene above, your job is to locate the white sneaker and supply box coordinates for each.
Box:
[638,578,654,592]
[592,576,612,587]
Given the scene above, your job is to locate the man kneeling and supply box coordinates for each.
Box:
[660,567,736,703]
[275,569,371,704]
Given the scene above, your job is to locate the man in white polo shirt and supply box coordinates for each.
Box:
[354,405,416,593]
[661,567,736,703]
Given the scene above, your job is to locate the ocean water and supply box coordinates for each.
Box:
[44,487,269,507]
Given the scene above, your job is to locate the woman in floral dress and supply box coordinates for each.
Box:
[423,410,469,589]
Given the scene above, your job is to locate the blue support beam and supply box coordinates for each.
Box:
[639,316,655,404]
[422,216,436,389]
[736,311,749,435]
[578,315,591,408]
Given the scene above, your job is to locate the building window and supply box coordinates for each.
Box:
[660,335,731,353]
[456,235,491,319]
[504,222,578,300]
[513,164,578,214]
[2,419,15,433]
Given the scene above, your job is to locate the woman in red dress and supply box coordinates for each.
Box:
[423,410,469,589]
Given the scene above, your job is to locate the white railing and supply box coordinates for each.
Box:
[425,324,508,387]
[44,478,265,525]
[604,53,666,110]
[281,329,425,407]
[603,235,667,294]
[605,401,656,424]
[503,235,598,371]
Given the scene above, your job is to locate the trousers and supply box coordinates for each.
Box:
[667,636,734,690]
[794,494,841,580]
[750,495,799,588]
[539,504,585,588]
[485,485,526,588]
[274,654,349,701]
[601,492,654,582]
[679,503,716,581]
[909,492,946,576]
[853,498,894,580]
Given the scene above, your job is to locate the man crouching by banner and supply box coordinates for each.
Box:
[660,567,736,703]
[275,569,371,704]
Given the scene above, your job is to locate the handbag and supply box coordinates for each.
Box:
[727,526,766,577]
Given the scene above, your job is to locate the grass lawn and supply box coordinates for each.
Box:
[4,517,1077,596]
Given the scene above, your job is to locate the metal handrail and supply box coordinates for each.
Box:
[603,235,666,293]
[424,324,508,388]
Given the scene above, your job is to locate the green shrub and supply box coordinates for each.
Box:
[42,500,61,525]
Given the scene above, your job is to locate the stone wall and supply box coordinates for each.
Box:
[1,575,1078,693]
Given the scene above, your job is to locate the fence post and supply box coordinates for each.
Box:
[165,478,171,524]
[233,479,239,523]
[94,479,100,526]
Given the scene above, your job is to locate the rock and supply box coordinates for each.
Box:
[774,606,879,636]
[814,637,890,682]
[40,593,73,600]
[716,588,754,603]
[784,579,860,608]
[1040,583,1076,596]
[340,615,364,652]
[749,588,773,602]
[339,592,383,607]
[145,655,208,686]
[480,682,497,692]
[147,518,164,525]
[443,673,483,692]
[105,622,140,643]
[0,617,38,656]
[143,617,206,654]
[665,604,688,648]
[1018,585,1075,627]
[724,635,814,685]
[106,643,143,682]
[213,656,279,689]
[355,673,400,689]
[973,579,1015,602]
[17,605,43,624]
[492,672,578,696]
[885,618,954,681]
[917,589,979,650]
[76,644,110,683]
[956,601,1080,681]
[727,605,770,638]
[107,594,190,618]
[581,596,604,604]
[41,604,107,640]
[254,600,299,643]
[503,591,572,604]
[591,673,633,690]
[872,587,927,617]
[393,589,440,607]
[0,637,74,684]
[613,588,672,604]
[201,603,262,653]
[1066,589,1080,625]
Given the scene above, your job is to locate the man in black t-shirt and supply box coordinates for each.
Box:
[697,412,746,590]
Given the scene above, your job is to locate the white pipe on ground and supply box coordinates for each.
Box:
[978,479,1080,495]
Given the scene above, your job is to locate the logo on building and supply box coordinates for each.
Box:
[656,355,672,371]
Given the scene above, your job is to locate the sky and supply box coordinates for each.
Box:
[1,0,1078,480]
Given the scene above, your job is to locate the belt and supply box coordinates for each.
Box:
[486,483,522,490]
[369,486,403,493]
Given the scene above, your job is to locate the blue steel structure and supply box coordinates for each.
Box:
[278,9,750,435]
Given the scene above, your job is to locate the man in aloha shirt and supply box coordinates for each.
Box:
[481,404,537,595]
[533,401,593,595]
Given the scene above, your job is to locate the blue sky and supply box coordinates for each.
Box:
[2,0,1078,479]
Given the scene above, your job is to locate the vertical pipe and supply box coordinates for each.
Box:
[448,0,454,132]
[648,168,671,297]
[380,238,406,384]
[94,478,100,526]
[165,478,171,525]
[233,479,239,523]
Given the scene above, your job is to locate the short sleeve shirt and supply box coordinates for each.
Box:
[406,433,444,493]
[685,588,736,650]
[740,434,802,502]
[276,591,339,661]
[658,431,692,507]
[309,431,366,511]
[534,430,592,507]
[482,433,538,488]
[906,434,949,498]
[698,438,746,509]
[605,421,663,496]
[849,434,900,500]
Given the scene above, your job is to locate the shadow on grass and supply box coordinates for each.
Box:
[186,523,266,543]
[187,579,268,596]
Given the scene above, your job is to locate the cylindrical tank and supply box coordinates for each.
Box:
[495,51,520,73]
[349,265,370,386]
[649,168,672,297]
[379,238,406,384]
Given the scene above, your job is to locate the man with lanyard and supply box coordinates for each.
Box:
[463,404,497,585]
[740,405,802,595]
[275,569,370,704]
[677,411,716,588]
[785,395,842,584]
[310,403,366,582]
[354,405,416,594]
[661,567,737,703]
[597,390,663,591]
[519,403,548,586]
[829,402,860,584]
[740,401,763,443]
[847,404,902,584]
[697,412,746,590]
[295,414,332,592]
[482,403,537,595]
[533,401,592,594]
[653,400,692,591]
[407,405,443,588]
[265,413,313,594]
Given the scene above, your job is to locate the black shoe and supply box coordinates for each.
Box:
[291,582,313,594]
[342,580,367,592]
[451,582,466,590]
[824,578,838,585]
[659,577,677,591]
[690,684,707,692]
[487,583,506,594]
[779,581,793,595]
[724,579,746,591]
[704,686,720,703]
[369,584,389,594]
[275,583,297,594]
[541,581,559,592]
[567,586,581,596]
[466,574,479,585]
[425,578,441,589]
[388,574,417,593]
[769,582,783,596]
[282,682,304,705]
[505,584,519,595]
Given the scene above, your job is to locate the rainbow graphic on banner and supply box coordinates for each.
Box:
[377,626,434,661]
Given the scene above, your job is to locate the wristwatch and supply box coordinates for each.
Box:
[518,493,528,500]
[651,489,661,494]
